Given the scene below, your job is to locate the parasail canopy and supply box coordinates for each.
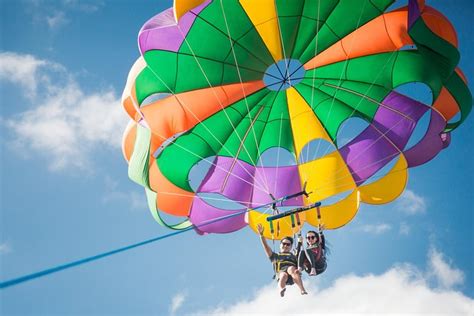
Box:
[121,0,472,239]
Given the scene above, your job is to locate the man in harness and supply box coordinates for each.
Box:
[257,224,308,297]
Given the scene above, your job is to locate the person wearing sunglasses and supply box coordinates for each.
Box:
[298,225,327,276]
[257,223,308,297]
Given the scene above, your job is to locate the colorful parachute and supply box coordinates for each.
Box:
[122,0,471,239]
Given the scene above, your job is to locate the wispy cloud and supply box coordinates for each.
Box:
[170,292,187,315]
[1,52,127,171]
[195,249,471,315]
[0,52,59,98]
[358,223,392,234]
[46,11,69,29]
[396,189,427,215]
[428,247,464,289]
[26,0,104,31]
[399,222,411,235]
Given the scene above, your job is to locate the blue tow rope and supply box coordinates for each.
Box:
[0,208,247,289]
[1,191,319,290]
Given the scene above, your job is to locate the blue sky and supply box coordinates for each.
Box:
[0,0,473,315]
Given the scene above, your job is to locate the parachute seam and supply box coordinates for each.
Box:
[309,0,369,163]
[190,8,273,68]
[219,0,274,193]
[174,51,268,76]
[190,89,271,157]
[177,26,270,191]
[312,49,400,159]
[298,83,372,140]
[144,61,271,195]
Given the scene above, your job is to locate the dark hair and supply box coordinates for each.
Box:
[281,236,293,245]
[306,230,320,243]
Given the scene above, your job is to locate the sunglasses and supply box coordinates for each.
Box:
[281,242,291,246]
[306,235,317,240]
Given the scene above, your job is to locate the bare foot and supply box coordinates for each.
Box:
[301,290,308,295]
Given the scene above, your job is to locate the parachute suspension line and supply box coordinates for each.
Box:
[312,0,369,162]
[271,235,277,279]
[219,0,273,193]
[135,116,269,195]
[316,205,322,227]
[220,105,265,193]
[308,95,423,191]
[297,48,403,195]
[323,83,416,122]
[295,212,302,227]
[274,0,291,86]
[303,128,455,196]
[312,6,406,160]
[306,0,322,165]
[176,26,271,194]
[316,50,399,160]
[141,190,273,207]
[316,42,446,166]
[143,66,271,196]
[273,112,284,195]
[290,214,296,229]
[0,205,257,290]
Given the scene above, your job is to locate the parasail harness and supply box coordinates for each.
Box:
[264,183,322,278]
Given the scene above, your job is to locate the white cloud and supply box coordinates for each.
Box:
[399,222,411,235]
[0,52,60,98]
[428,247,464,289]
[396,190,427,215]
[170,292,187,315]
[196,249,472,316]
[26,0,103,30]
[358,223,391,234]
[1,52,127,171]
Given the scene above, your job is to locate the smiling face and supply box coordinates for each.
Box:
[280,238,292,252]
[306,233,318,246]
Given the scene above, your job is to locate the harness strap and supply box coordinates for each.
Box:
[295,212,301,226]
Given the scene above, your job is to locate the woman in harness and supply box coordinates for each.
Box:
[257,224,308,297]
[298,225,327,276]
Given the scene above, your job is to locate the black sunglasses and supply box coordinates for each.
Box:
[306,235,317,240]
[281,242,291,246]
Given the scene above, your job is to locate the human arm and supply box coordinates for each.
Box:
[319,224,326,250]
[257,224,273,258]
[295,234,303,256]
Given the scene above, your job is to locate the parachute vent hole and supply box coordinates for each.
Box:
[188,156,217,192]
[405,110,431,151]
[299,139,336,164]
[141,93,172,107]
[257,148,296,167]
[336,117,370,149]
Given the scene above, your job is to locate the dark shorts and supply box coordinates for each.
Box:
[302,259,327,275]
[277,265,295,285]
[277,272,294,285]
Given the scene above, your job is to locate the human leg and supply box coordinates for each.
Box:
[306,250,318,275]
[278,272,288,297]
[287,266,307,295]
